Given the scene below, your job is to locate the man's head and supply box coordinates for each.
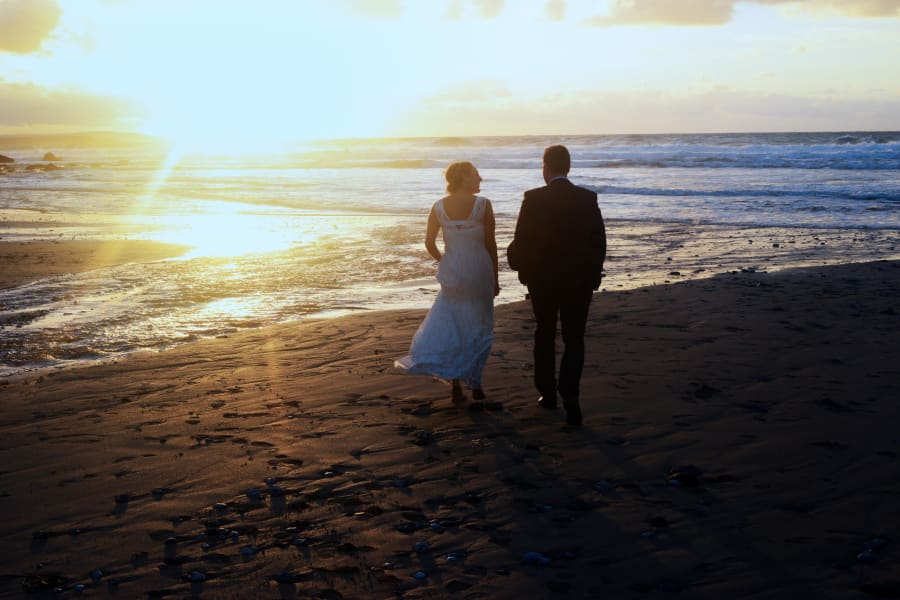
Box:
[542,144,570,183]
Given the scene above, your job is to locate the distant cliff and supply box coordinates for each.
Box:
[0,131,167,150]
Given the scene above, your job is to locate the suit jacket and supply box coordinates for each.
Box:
[507,178,606,290]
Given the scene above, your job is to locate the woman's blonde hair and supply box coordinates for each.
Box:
[444,161,477,194]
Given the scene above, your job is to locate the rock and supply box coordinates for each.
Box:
[863,538,886,552]
[858,549,879,563]
[667,465,703,487]
[272,571,298,584]
[0,154,14,163]
[522,551,551,565]
[446,579,473,592]
[43,152,61,161]
[693,384,721,399]
[20,574,68,592]
[411,405,432,417]
[649,516,670,528]
[412,429,434,445]
[594,480,614,494]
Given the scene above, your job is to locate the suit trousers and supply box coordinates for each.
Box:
[527,283,594,402]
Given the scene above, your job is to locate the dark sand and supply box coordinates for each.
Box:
[1,257,899,598]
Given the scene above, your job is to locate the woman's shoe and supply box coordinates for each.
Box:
[451,380,466,404]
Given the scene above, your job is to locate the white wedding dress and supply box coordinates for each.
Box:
[395,196,494,387]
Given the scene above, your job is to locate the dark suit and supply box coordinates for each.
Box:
[508,177,606,404]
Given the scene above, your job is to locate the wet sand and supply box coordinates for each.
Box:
[0,240,189,290]
[1,259,899,598]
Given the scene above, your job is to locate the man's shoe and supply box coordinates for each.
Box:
[565,409,583,427]
[537,396,557,410]
[563,398,582,426]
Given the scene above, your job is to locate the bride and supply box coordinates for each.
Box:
[395,161,500,403]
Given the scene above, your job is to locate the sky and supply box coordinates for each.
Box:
[0,0,898,148]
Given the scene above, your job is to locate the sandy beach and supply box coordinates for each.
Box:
[1,241,899,598]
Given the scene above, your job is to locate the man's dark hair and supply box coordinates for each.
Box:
[543,144,570,175]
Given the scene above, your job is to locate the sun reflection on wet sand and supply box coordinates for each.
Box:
[150,209,294,258]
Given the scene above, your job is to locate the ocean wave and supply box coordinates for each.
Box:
[346,159,444,169]
[831,133,900,145]
[601,185,900,203]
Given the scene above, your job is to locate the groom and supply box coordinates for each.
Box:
[508,145,606,426]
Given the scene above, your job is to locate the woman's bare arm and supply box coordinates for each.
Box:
[483,200,500,296]
[425,205,442,261]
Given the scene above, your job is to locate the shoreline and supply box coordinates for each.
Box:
[1,259,899,597]
[2,225,900,377]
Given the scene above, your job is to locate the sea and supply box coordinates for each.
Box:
[1,131,899,375]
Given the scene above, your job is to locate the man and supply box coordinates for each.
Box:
[507,145,606,426]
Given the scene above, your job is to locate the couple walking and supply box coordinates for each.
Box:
[395,145,607,427]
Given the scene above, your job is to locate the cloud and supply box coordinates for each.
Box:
[442,0,504,20]
[0,80,144,130]
[342,0,505,20]
[544,0,567,21]
[444,0,464,20]
[584,0,899,26]
[474,0,504,18]
[0,0,62,53]
[803,0,900,17]
[584,0,736,26]
[341,0,404,19]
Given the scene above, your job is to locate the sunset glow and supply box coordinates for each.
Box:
[138,204,301,258]
[0,0,897,148]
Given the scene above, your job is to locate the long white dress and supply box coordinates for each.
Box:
[395,196,494,387]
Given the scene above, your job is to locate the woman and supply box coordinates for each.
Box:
[395,161,500,403]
